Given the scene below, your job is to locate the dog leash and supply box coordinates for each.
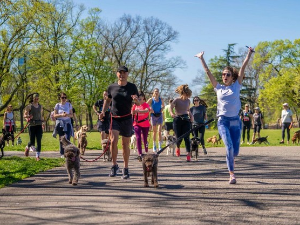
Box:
[156,118,215,156]
[14,121,30,140]
[79,113,131,162]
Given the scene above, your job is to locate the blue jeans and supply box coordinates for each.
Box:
[217,116,242,172]
[56,123,72,155]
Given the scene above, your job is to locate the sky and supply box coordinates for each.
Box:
[73,0,300,92]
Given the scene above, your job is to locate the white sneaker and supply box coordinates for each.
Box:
[29,146,36,152]
[247,142,250,145]
[60,155,65,159]
[241,141,244,144]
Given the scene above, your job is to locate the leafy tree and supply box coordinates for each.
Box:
[253,39,300,124]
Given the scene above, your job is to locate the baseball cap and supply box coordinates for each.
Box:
[254,107,260,110]
[117,65,129,72]
[33,93,39,98]
[283,103,288,106]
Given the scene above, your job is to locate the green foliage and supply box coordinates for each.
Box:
[254,39,300,122]
[0,156,64,188]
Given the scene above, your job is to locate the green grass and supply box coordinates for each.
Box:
[0,156,64,188]
[6,128,299,152]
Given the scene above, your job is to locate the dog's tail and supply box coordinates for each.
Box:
[60,135,72,148]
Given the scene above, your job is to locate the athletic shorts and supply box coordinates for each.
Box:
[151,114,163,126]
[253,124,261,133]
[165,122,173,131]
[111,117,133,137]
[97,119,109,134]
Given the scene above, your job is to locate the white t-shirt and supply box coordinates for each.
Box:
[54,102,72,121]
[214,81,241,117]
[281,109,293,123]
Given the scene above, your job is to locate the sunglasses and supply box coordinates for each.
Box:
[61,96,67,99]
[222,73,231,77]
[194,100,200,102]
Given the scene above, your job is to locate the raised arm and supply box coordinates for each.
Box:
[238,47,254,84]
[195,51,218,88]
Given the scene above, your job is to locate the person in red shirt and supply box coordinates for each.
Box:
[132,91,151,159]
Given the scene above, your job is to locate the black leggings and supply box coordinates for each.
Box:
[192,124,205,147]
[28,125,43,152]
[282,122,291,141]
[173,117,191,152]
[242,121,251,142]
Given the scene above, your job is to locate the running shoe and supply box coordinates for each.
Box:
[30,146,36,152]
[121,168,130,179]
[109,164,119,177]
[175,147,180,157]
[24,146,29,157]
[229,174,236,184]
[36,156,40,161]
[186,154,191,162]
[203,148,207,155]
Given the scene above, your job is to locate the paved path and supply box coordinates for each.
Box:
[1,146,300,224]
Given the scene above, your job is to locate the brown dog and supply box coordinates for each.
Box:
[207,135,219,145]
[61,136,80,185]
[101,139,111,161]
[291,130,300,144]
[74,125,88,140]
[78,132,87,155]
[142,154,159,188]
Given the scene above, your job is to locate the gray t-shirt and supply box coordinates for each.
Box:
[214,81,241,117]
[190,105,206,124]
[173,98,190,116]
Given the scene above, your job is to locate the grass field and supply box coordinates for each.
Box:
[4,128,300,152]
[0,156,64,188]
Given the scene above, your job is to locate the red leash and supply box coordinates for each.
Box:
[14,121,30,139]
[79,113,131,162]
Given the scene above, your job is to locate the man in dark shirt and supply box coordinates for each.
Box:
[93,90,110,146]
[100,66,139,179]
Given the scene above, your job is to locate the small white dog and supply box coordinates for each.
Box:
[130,134,137,153]
[166,135,176,156]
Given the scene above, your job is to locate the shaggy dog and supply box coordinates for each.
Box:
[166,135,176,156]
[0,129,13,158]
[77,132,87,155]
[190,137,200,159]
[101,139,111,161]
[291,130,300,144]
[142,153,159,188]
[16,137,22,145]
[60,136,80,185]
[253,136,270,145]
[130,134,137,153]
[74,125,88,140]
[207,135,219,145]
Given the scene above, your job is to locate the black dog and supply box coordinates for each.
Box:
[253,136,269,145]
[190,137,200,159]
[0,129,13,158]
